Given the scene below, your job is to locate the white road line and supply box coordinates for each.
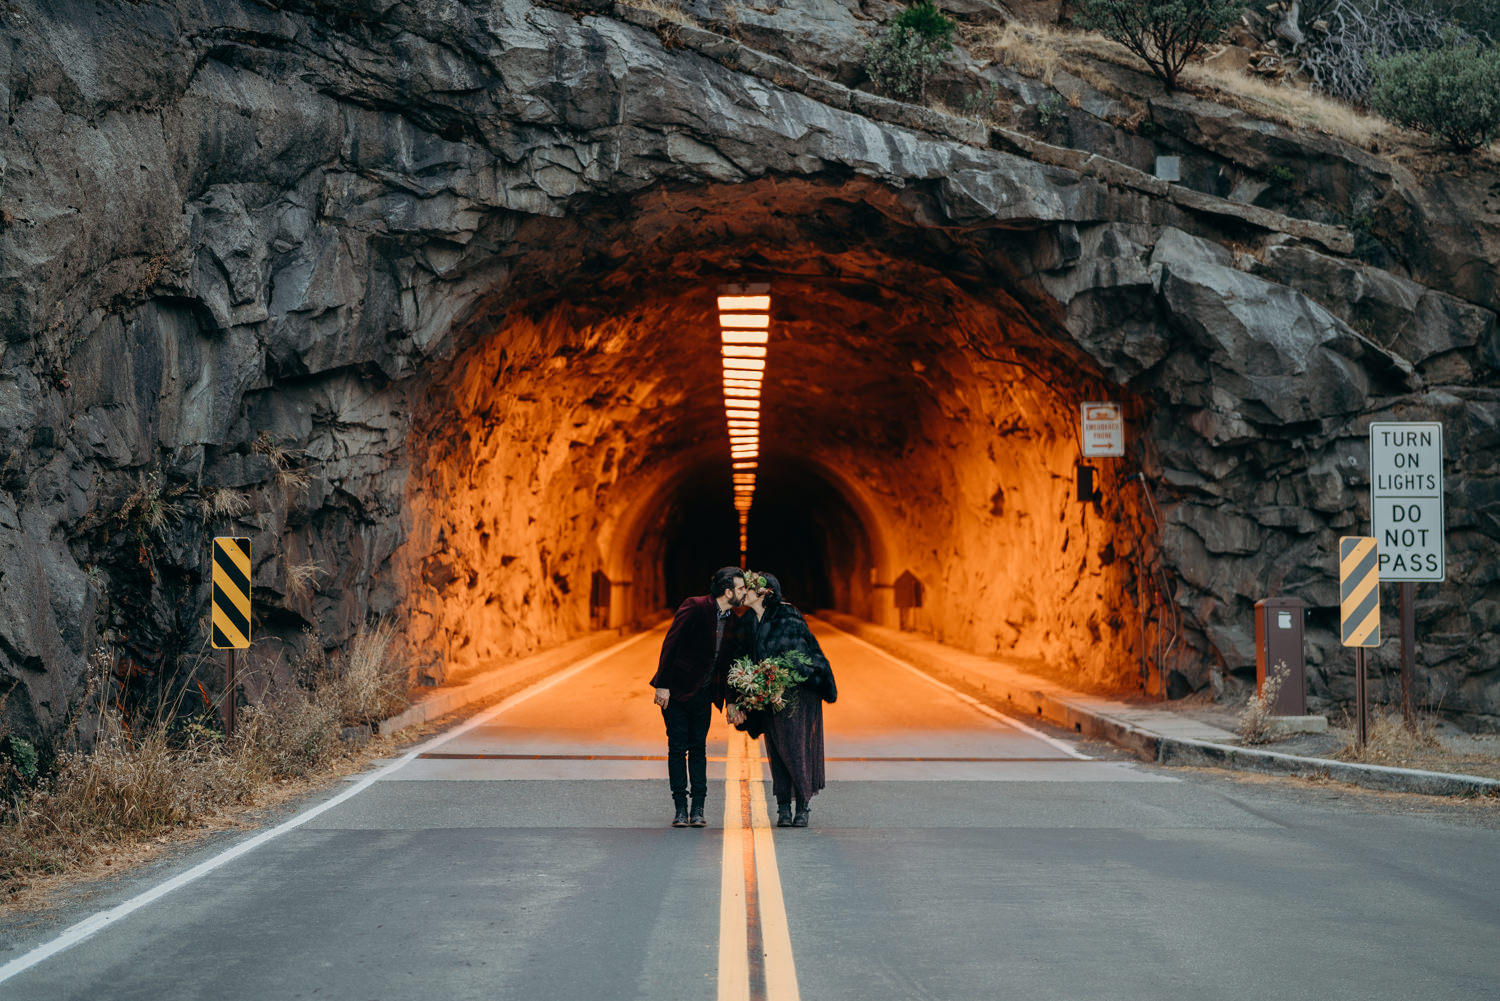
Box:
[823,624,1093,761]
[0,629,657,987]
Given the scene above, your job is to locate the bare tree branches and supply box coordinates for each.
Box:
[1298,0,1472,103]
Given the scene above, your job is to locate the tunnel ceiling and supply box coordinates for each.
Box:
[443,177,1098,470]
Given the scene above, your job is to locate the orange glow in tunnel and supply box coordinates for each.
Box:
[398,180,1158,700]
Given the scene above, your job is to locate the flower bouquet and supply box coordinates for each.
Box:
[727,650,812,713]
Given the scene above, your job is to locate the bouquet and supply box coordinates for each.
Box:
[727,651,812,713]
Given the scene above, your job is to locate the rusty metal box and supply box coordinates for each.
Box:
[1254,597,1307,716]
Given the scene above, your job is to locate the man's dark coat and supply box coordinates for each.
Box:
[650,595,740,706]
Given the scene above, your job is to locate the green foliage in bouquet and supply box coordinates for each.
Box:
[727,651,812,713]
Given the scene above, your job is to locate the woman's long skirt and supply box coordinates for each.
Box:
[762,689,825,805]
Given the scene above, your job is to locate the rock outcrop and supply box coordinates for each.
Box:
[0,0,1496,739]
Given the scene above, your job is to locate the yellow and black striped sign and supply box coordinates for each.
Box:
[211,537,252,650]
[1339,536,1380,648]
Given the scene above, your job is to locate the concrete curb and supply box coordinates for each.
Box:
[819,613,1500,799]
[377,616,669,735]
[1156,736,1500,797]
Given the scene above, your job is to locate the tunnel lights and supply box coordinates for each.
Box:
[719,283,772,565]
[718,294,771,311]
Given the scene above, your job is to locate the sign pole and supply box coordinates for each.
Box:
[225,648,237,738]
[1400,581,1415,728]
[1355,647,1368,751]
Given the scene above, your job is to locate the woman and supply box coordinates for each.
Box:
[727,571,837,828]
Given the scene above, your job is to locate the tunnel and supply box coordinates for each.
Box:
[396,176,1161,694]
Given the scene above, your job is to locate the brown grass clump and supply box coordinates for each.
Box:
[199,486,251,521]
[319,619,407,728]
[617,0,703,29]
[1336,710,1444,766]
[1180,62,1388,147]
[252,431,313,494]
[0,621,409,901]
[1237,660,1289,744]
[0,719,257,884]
[233,689,341,781]
[965,21,1389,150]
[284,560,328,603]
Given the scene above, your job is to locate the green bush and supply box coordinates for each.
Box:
[1075,0,1245,92]
[1370,31,1500,151]
[863,2,957,100]
[892,0,957,46]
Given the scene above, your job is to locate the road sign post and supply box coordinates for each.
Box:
[1369,422,1444,726]
[1339,536,1380,750]
[212,537,252,736]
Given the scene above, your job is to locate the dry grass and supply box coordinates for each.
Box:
[118,470,183,536]
[0,622,409,902]
[617,0,703,29]
[1180,62,1389,148]
[1336,710,1445,766]
[199,486,251,521]
[0,720,257,884]
[252,431,314,494]
[965,20,1390,150]
[1237,660,1290,745]
[285,560,328,603]
[319,619,406,727]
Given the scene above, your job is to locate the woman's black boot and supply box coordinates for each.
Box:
[791,802,810,827]
[776,800,793,827]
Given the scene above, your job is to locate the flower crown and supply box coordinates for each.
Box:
[746,571,770,592]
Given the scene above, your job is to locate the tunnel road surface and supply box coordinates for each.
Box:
[3,619,1498,1000]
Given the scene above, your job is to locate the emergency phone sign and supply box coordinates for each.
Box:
[1080,402,1124,457]
[1369,422,1445,582]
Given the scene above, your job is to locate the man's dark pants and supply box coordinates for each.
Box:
[662,687,713,808]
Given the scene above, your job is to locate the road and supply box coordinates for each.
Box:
[3,618,1497,1000]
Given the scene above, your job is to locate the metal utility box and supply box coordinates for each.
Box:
[1254,597,1307,716]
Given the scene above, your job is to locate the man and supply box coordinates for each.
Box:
[650,566,746,828]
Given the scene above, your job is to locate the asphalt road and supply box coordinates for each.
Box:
[2,619,1497,1000]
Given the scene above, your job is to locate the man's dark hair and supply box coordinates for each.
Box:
[710,566,745,598]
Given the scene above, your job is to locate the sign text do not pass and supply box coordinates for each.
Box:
[1369,422,1444,582]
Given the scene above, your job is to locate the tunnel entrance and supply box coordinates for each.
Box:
[399,176,1158,694]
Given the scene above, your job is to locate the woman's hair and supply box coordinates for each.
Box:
[710,566,746,598]
[747,570,783,609]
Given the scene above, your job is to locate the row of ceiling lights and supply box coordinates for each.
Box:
[719,284,770,565]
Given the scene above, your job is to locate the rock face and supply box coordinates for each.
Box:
[0,0,1497,739]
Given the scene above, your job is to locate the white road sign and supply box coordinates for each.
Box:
[1369,421,1444,581]
[1080,402,1123,457]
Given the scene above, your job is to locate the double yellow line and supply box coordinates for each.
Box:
[717,732,800,1001]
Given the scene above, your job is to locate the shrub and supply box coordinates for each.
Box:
[1237,660,1289,744]
[1370,30,1500,150]
[1299,0,1467,104]
[863,2,958,100]
[319,619,407,728]
[1074,0,1245,91]
[233,686,341,781]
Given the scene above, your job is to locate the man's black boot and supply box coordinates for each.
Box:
[672,803,689,828]
[689,798,707,827]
